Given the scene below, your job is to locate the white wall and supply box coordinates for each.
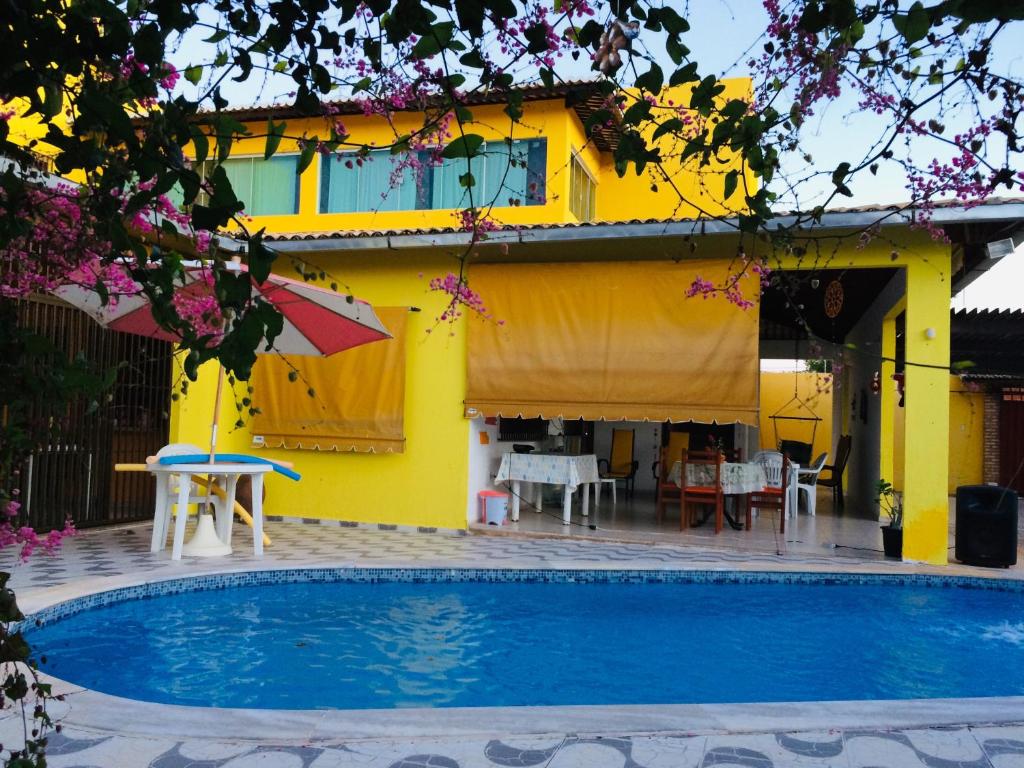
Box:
[466,418,546,524]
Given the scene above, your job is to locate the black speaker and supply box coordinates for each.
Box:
[955,485,1018,567]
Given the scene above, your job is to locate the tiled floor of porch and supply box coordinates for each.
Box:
[471,488,969,564]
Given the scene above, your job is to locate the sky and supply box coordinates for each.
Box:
[170,1,1024,310]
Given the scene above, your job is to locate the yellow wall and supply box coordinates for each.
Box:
[170,252,470,529]
[209,80,752,237]
[891,375,983,495]
[2,95,87,181]
[594,80,754,222]
[758,372,833,461]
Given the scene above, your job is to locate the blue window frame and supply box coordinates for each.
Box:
[320,139,547,214]
[197,156,300,216]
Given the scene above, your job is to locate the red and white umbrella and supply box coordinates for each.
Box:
[55,262,390,356]
[54,261,391,459]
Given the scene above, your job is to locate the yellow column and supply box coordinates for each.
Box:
[901,258,951,564]
[879,299,905,487]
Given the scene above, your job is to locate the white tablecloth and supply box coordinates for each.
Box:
[495,452,599,491]
[668,461,768,495]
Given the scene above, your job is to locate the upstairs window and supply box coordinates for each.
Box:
[320,139,547,214]
[569,150,596,222]
[198,156,300,216]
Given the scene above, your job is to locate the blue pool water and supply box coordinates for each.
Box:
[28,577,1024,709]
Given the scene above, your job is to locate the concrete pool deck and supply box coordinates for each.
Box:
[3,520,1024,768]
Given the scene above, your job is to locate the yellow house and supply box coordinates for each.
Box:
[165,81,1024,565]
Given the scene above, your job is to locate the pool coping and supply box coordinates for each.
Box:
[21,566,1024,742]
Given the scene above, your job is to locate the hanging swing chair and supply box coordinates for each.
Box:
[770,366,821,466]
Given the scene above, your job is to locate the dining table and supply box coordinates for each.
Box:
[494,451,600,525]
[668,459,800,528]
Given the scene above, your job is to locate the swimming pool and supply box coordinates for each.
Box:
[27,569,1024,709]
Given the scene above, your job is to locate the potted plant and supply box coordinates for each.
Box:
[876,479,903,558]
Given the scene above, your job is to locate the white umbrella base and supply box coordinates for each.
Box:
[181,514,233,557]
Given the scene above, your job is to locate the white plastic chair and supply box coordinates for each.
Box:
[754,451,785,487]
[796,452,828,517]
[149,443,220,553]
[752,451,791,518]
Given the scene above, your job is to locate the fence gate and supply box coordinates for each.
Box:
[15,296,171,531]
[1000,388,1024,495]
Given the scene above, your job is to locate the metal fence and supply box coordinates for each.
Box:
[14,296,171,530]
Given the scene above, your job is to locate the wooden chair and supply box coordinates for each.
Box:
[599,428,639,497]
[746,451,790,533]
[817,434,852,509]
[680,449,725,533]
[654,431,690,523]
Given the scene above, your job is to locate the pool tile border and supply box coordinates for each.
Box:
[22,567,1024,630]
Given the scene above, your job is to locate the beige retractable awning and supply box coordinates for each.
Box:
[466,260,759,424]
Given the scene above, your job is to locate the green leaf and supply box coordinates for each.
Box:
[504,91,524,121]
[248,230,276,285]
[523,21,552,54]
[454,0,486,38]
[0,632,29,663]
[460,49,486,68]
[390,134,412,154]
[657,6,689,36]
[689,75,725,116]
[831,161,851,187]
[635,63,664,94]
[723,169,739,200]
[441,133,485,159]
[297,141,317,174]
[623,99,652,125]
[652,118,684,141]
[411,21,454,58]
[892,2,930,44]
[669,62,700,87]
[184,65,203,85]
[264,119,285,160]
[459,172,475,188]
[189,126,209,164]
[0,588,23,623]
[665,36,688,65]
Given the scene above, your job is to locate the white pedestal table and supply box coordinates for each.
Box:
[148,462,272,560]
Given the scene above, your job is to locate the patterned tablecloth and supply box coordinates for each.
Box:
[495,452,600,491]
[668,461,768,495]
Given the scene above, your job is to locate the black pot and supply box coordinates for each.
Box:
[881,525,903,559]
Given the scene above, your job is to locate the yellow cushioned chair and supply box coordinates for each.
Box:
[599,428,639,497]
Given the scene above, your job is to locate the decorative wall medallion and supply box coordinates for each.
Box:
[824,279,844,318]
